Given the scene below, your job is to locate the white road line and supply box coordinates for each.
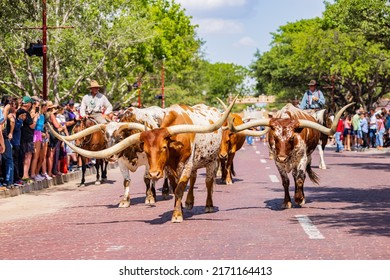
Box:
[295,215,325,240]
[260,159,267,163]
[105,245,125,252]
[269,175,279,183]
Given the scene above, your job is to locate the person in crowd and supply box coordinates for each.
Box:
[360,112,369,149]
[382,108,390,134]
[369,109,377,148]
[30,99,46,181]
[10,99,25,186]
[343,114,352,151]
[1,96,15,188]
[335,116,344,153]
[35,101,51,180]
[299,80,326,110]
[55,106,69,174]
[376,113,385,150]
[17,96,38,183]
[352,110,362,149]
[46,101,65,178]
[80,80,113,123]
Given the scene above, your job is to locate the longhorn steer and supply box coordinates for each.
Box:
[105,106,167,207]
[50,100,236,223]
[54,106,166,207]
[229,103,353,209]
[218,114,246,184]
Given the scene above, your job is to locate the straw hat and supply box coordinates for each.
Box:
[46,101,59,113]
[88,80,103,88]
[307,80,318,86]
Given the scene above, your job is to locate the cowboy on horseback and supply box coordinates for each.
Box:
[300,80,326,111]
[80,80,113,124]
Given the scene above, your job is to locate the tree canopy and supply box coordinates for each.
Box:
[251,0,390,111]
[0,0,250,108]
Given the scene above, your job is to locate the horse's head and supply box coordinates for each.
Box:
[72,118,106,150]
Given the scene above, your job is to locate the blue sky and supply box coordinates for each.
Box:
[176,0,330,67]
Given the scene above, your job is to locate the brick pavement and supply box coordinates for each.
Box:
[0,142,389,260]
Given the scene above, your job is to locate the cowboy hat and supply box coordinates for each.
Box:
[46,100,59,110]
[88,80,103,88]
[307,80,318,86]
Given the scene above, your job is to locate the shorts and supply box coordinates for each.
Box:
[33,130,42,142]
[343,128,352,137]
[355,130,363,139]
[21,142,35,153]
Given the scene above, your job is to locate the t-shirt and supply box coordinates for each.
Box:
[17,108,34,143]
[352,114,361,131]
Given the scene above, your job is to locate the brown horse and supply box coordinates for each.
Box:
[72,118,108,187]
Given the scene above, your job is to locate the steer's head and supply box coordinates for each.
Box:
[140,128,188,181]
[268,118,304,163]
[219,114,244,160]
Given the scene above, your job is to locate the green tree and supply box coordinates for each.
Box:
[251,0,390,111]
[0,0,201,106]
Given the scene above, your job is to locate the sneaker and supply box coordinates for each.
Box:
[36,174,46,181]
[22,177,33,184]
[31,175,44,182]
[14,180,24,187]
[42,173,53,180]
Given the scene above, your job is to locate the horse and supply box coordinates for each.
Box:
[72,118,109,187]
[305,108,334,169]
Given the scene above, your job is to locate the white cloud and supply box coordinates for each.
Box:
[234,36,257,47]
[177,0,247,10]
[195,18,243,34]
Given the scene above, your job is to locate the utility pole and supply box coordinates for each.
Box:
[161,59,165,109]
[21,0,73,100]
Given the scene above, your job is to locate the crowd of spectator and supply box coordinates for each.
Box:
[0,95,81,190]
[335,107,390,152]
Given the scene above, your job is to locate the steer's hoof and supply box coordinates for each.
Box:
[78,183,85,188]
[226,179,233,185]
[282,201,292,209]
[95,181,101,185]
[171,215,183,223]
[119,200,130,208]
[185,202,193,210]
[145,196,156,205]
[162,193,170,200]
[295,197,305,207]
[205,206,214,213]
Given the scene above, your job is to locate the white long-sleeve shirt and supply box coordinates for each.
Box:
[79,92,113,117]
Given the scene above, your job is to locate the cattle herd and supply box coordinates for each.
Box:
[49,98,353,223]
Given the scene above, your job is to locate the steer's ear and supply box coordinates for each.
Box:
[135,141,144,152]
[169,140,184,151]
[292,120,304,133]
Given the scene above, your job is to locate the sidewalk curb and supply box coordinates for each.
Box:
[0,163,118,199]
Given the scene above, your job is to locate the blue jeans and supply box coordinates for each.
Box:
[335,132,343,152]
[246,136,253,145]
[369,128,377,147]
[3,138,14,185]
[377,129,385,147]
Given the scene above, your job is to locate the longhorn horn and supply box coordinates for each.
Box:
[298,103,355,135]
[228,114,271,133]
[115,122,147,135]
[166,96,237,135]
[48,123,141,159]
[216,97,228,110]
[61,123,106,141]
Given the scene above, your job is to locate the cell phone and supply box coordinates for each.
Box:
[35,107,39,113]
